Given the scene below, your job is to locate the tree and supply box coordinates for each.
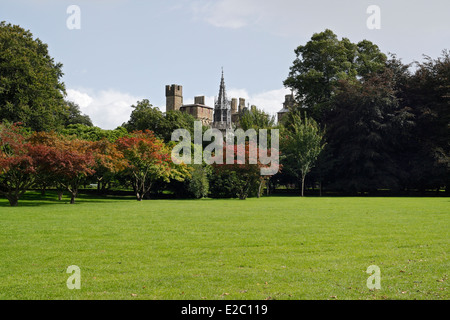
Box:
[401,51,450,192]
[0,22,67,131]
[160,110,196,143]
[55,138,96,204]
[116,130,187,201]
[0,123,36,206]
[170,164,210,199]
[63,101,93,127]
[186,165,210,199]
[124,99,196,142]
[124,100,164,133]
[28,132,96,203]
[89,139,127,194]
[281,112,325,196]
[326,68,413,193]
[239,106,276,131]
[211,142,279,200]
[60,124,128,142]
[284,29,387,124]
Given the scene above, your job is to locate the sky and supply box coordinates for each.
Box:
[1,0,449,129]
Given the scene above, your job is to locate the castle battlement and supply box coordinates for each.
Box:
[165,84,183,97]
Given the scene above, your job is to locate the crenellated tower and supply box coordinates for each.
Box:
[165,84,183,112]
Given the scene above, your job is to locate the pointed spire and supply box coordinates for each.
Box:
[218,67,227,107]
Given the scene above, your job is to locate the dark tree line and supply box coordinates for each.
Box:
[282,29,449,194]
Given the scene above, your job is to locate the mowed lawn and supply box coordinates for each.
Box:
[0,193,448,300]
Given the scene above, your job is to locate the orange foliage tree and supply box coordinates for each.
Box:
[116,130,188,201]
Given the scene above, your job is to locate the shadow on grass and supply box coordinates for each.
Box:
[0,191,136,207]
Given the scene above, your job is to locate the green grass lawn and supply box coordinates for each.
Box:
[0,192,448,300]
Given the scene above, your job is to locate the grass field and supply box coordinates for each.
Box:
[0,192,448,300]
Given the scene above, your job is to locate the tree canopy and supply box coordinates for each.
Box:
[124,99,196,142]
[0,22,67,131]
[284,29,387,123]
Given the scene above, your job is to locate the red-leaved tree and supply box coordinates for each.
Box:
[212,142,280,200]
[116,130,186,201]
[29,132,96,204]
[89,138,127,194]
[0,123,37,206]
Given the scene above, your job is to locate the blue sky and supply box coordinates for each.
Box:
[1,0,449,129]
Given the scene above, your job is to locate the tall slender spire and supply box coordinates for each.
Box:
[218,67,227,106]
[213,68,232,128]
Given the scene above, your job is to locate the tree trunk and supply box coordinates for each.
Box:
[136,191,143,201]
[58,190,63,201]
[301,175,306,197]
[7,195,19,207]
[102,182,108,194]
[69,188,78,204]
[257,180,263,198]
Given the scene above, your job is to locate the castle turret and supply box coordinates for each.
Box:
[166,84,183,112]
[231,98,238,115]
[239,98,246,113]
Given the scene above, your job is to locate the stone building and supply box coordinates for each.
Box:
[166,84,213,126]
[179,96,214,127]
[277,93,295,123]
[165,70,247,129]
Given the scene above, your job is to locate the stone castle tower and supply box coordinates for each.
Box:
[165,70,249,128]
[165,84,183,112]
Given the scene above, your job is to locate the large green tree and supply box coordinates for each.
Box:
[284,29,387,124]
[0,22,67,131]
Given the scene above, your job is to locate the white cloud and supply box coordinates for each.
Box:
[190,0,319,35]
[66,89,93,108]
[66,88,143,130]
[191,0,266,29]
[248,88,291,116]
